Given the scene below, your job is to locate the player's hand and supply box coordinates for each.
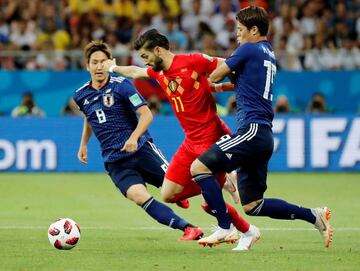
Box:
[103,58,116,72]
[208,81,234,92]
[77,145,88,164]
[220,82,235,91]
[121,137,138,153]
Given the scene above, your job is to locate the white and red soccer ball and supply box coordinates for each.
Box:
[48,218,81,250]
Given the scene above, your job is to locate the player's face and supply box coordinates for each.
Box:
[87,51,109,83]
[236,22,253,44]
[138,48,164,72]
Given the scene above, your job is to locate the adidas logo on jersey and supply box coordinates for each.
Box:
[225,153,233,160]
[83,99,89,105]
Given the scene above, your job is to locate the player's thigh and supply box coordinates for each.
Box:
[237,162,268,206]
[105,160,145,196]
[207,124,273,172]
[165,143,195,187]
[197,137,239,175]
[137,141,168,188]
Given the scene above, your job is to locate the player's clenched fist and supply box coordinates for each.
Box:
[103,58,116,72]
[77,145,88,163]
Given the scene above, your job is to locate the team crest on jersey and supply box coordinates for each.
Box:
[168,80,178,93]
[103,92,114,107]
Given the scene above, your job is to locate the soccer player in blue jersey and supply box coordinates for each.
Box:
[73,41,203,241]
[190,6,333,250]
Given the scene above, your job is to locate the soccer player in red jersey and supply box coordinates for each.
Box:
[103,29,259,249]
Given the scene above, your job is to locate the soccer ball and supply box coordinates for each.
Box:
[48,218,81,250]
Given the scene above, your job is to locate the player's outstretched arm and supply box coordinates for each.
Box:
[103,58,149,79]
[77,117,93,164]
[121,105,153,153]
[209,81,234,92]
[209,62,232,83]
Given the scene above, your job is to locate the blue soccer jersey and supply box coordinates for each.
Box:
[73,76,151,162]
[225,41,276,130]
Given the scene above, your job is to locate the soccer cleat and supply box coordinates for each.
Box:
[198,225,239,247]
[232,224,260,251]
[176,199,190,209]
[179,226,204,241]
[223,171,240,204]
[313,207,333,248]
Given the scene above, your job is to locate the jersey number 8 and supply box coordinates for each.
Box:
[96,109,107,123]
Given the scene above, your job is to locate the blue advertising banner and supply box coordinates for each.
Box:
[0,115,359,172]
[1,71,360,116]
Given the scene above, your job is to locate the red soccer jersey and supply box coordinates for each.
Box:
[147,53,227,145]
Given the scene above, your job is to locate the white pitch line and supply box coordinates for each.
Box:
[0,226,359,232]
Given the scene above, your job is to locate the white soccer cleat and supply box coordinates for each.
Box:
[232,224,260,251]
[313,207,333,248]
[198,224,239,247]
[223,171,240,204]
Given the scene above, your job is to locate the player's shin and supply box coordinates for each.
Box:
[193,173,232,229]
[141,197,189,229]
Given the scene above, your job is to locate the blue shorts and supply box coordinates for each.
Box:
[104,141,168,196]
[198,123,274,205]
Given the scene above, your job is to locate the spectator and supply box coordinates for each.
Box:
[62,97,81,116]
[11,92,45,117]
[163,17,188,51]
[307,92,329,114]
[9,19,36,50]
[147,95,161,115]
[274,95,291,113]
[211,0,237,33]
[181,0,210,41]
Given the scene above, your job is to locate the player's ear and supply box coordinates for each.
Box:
[251,26,259,36]
[154,46,161,56]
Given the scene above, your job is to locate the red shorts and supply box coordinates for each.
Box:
[165,141,226,190]
[165,118,231,192]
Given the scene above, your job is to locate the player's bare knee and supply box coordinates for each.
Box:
[128,193,151,205]
[243,204,254,214]
[190,159,209,176]
[126,185,151,205]
[243,199,264,215]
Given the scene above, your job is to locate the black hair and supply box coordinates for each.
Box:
[133,29,170,51]
[83,40,112,63]
[236,6,270,36]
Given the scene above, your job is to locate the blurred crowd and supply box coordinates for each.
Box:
[0,0,359,71]
[1,0,359,117]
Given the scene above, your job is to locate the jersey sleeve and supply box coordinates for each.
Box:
[146,67,157,79]
[225,43,253,71]
[73,91,83,112]
[115,78,147,111]
[190,53,218,74]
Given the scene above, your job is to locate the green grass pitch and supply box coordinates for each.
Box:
[0,173,359,271]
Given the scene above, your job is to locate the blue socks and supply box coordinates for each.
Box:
[193,173,232,229]
[141,197,189,230]
[247,198,316,224]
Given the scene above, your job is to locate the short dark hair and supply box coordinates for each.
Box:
[134,29,169,51]
[84,40,112,63]
[236,6,269,36]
